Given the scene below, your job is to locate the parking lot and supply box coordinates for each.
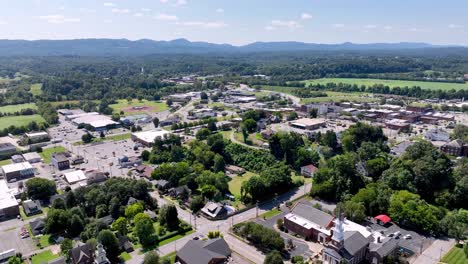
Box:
[0,219,36,254]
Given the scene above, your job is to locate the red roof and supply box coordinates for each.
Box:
[374,214,391,224]
[302,164,318,172]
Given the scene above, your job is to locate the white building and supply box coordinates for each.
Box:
[64,170,87,184]
[0,180,19,219]
[131,129,172,146]
[22,152,42,163]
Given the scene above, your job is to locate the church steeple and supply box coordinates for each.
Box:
[332,206,345,248]
[94,243,110,264]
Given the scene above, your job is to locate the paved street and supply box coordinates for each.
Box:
[411,238,455,264]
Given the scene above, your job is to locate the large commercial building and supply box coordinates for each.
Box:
[66,112,119,131]
[0,180,19,220]
[290,118,326,130]
[131,129,172,146]
[1,162,35,182]
[0,142,16,159]
[25,131,50,143]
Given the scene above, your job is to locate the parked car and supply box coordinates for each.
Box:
[403,234,412,240]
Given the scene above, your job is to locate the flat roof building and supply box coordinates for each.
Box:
[290,118,326,130]
[0,142,16,159]
[64,170,87,184]
[0,180,19,220]
[1,162,34,182]
[131,129,172,146]
[22,152,42,163]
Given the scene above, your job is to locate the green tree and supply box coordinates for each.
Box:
[213,154,225,172]
[125,202,144,219]
[60,238,73,261]
[69,214,85,237]
[264,251,284,264]
[134,213,156,246]
[26,178,56,200]
[141,150,150,161]
[143,251,160,264]
[309,108,318,118]
[159,204,179,231]
[189,196,205,213]
[286,112,298,121]
[152,117,159,128]
[82,132,94,143]
[242,118,257,133]
[97,230,120,262]
[45,208,70,234]
[196,128,211,140]
[7,257,22,264]
[337,200,366,223]
[112,217,128,235]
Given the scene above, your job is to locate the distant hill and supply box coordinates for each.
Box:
[0,38,464,56]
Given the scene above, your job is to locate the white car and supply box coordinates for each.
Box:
[403,234,412,240]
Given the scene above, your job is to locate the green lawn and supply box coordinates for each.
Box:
[301,78,468,91]
[259,208,282,219]
[0,114,46,130]
[161,251,177,264]
[0,103,37,113]
[228,171,256,197]
[158,230,195,246]
[0,159,11,166]
[30,83,43,96]
[20,206,48,220]
[74,133,131,145]
[110,99,168,115]
[119,252,132,261]
[441,245,468,264]
[39,234,52,248]
[291,174,313,185]
[30,250,60,264]
[39,146,67,163]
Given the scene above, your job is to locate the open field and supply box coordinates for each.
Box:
[0,114,46,130]
[110,99,168,115]
[441,245,468,264]
[256,85,378,103]
[39,146,67,163]
[301,78,468,91]
[30,83,43,96]
[0,103,37,113]
[228,171,256,197]
[30,250,60,264]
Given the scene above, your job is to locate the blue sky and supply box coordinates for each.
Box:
[0,0,467,45]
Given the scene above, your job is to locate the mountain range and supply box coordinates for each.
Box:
[0,38,464,56]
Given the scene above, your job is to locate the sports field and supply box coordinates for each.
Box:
[0,103,37,113]
[30,83,43,96]
[301,78,468,91]
[441,245,468,264]
[110,99,169,115]
[0,114,45,130]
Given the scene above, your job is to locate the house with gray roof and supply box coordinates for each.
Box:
[176,238,231,264]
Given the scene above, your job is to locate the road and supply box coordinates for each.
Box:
[229,130,264,150]
[411,238,455,264]
[127,183,312,263]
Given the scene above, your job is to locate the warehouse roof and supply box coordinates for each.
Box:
[132,129,171,144]
[64,170,87,184]
[1,162,33,174]
[0,180,18,209]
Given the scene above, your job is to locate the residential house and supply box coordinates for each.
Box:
[98,215,114,226]
[390,141,415,156]
[23,200,42,216]
[441,139,468,157]
[29,218,45,236]
[300,164,318,177]
[51,152,71,170]
[135,164,153,179]
[168,186,190,200]
[86,171,108,185]
[70,242,95,264]
[118,235,134,253]
[201,202,227,219]
[176,238,231,264]
[127,197,139,206]
[154,179,170,192]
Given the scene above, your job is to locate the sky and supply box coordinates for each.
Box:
[0,0,467,46]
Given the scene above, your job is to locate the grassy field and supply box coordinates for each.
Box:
[73,133,131,145]
[30,83,43,96]
[39,146,67,163]
[228,171,256,197]
[110,99,168,115]
[441,245,468,264]
[0,159,11,166]
[30,250,60,264]
[259,208,282,219]
[0,103,37,113]
[301,78,468,91]
[0,115,46,130]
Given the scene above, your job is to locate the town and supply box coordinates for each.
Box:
[0,74,466,264]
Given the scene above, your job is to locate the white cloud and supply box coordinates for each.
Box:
[160,0,187,7]
[103,2,115,7]
[301,13,312,20]
[270,20,302,29]
[364,24,377,29]
[141,8,152,12]
[111,8,130,14]
[332,23,345,28]
[79,8,96,14]
[0,20,7,25]
[216,8,224,13]
[383,26,393,30]
[448,24,463,29]
[58,6,65,10]
[155,13,179,21]
[265,26,275,31]
[177,21,228,29]
[104,19,112,23]
[409,27,431,33]
[134,12,144,17]
[37,14,80,24]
